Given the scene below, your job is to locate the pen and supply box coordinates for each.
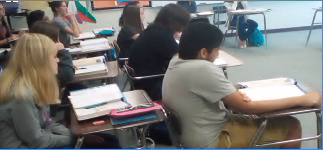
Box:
[77,67,87,70]
[85,102,107,109]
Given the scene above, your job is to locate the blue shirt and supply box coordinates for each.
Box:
[177,1,197,13]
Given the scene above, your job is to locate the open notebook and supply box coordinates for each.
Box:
[73,56,107,76]
[238,78,306,101]
[69,84,128,121]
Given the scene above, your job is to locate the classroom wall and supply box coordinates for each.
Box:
[14,1,322,41]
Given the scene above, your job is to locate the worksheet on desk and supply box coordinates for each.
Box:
[239,85,305,101]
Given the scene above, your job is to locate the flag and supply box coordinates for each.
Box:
[65,0,97,23]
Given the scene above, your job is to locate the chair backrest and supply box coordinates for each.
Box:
[162,102,183,148]
[112,40,121,58]
[123,61,136,90]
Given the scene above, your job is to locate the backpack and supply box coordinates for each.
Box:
[248,28,264,47]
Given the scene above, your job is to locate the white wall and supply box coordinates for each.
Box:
[11,1,322,42]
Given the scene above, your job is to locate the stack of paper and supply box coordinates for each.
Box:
[213,58,228,68]
[197,11,214,16]
[80,38,111,52]
[74,32,96,40]
[73,56,107,76]
[69,84,128,121]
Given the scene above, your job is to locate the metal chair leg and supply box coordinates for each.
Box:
[235,16,241,51]
[222,30,229,46]
[75,136,84,149]
[248,118,268,148]
[122,77,129,92]
[316,111,322,149]
[306,10,318,47]
[262,12,267,50]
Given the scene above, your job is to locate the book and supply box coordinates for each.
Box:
[213,58,228,68]
[238,78,306,101]
[80,38,111,52]
[74,101,128,121]
[73,32,96,40]
[93,27,115,35]
[110,112,157,126]
[73,56,107,76]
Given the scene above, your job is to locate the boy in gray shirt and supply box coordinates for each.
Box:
[162,22,321,148]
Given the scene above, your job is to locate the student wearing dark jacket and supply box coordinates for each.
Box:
[29,21,74,85]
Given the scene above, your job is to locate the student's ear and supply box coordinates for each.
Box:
[198,48,208,59]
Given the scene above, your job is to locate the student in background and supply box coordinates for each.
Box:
[128,3,190,101]
[119,1,144,27]
[0,3,22,48]
[162,22,321,148]
[27,10,50,28]
[117,2,145,62]
[224,1,258,48]
[0,33,121,149]
[29,21,74,85]
[49,1,82,47]
[177,1,197,13]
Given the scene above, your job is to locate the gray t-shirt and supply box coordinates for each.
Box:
[52,17,71,48]
[162,57,236,148]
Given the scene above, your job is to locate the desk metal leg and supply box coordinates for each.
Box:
[262,12,267,50]
[223,68,228,79]
[249,118,268,148]
[306,10,318,47]
[75,136,84,149]
[316,111,322,149]
[138,126,147,148]
[218,13,220,28]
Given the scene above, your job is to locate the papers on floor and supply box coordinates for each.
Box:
[73,56,107,76]
[69,84,128,121]
[238,78,306,101]
[73,32,96,40]
[213,58,228,68]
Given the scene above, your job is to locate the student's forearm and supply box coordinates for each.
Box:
[0,39,8,45]
[70,17,80,37]
[238,96,303,114]
[73,16,83,34]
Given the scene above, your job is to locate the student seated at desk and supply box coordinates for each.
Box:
[224,1,258,48]
[49,1,82,48]
[128,4,190,101]
[0,33,121,148]
[0,3,23,48]
[162,22,321,148]
[29,21,74,85]
[27,10,50,28]
[117,1,145,61]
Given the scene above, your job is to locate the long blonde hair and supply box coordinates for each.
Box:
[0,33,59,106]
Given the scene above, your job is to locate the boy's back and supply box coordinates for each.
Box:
[162,56,236,148]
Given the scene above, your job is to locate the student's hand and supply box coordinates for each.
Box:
[84,135,105,143]
[55,43,64,50]
[300,92,321,107]
[239,91,251,102]
[73,64,77,70]
[18,30,25,36]
[8,34,18,41]
[66,12,75,19]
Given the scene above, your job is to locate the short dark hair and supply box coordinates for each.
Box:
[119,1,141,27]
[153,3,190,34]
[48,1,64,14]
[27,10,45,28]
[122,6,143,33]
[29,21,59,43]
[179,22,223,59]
